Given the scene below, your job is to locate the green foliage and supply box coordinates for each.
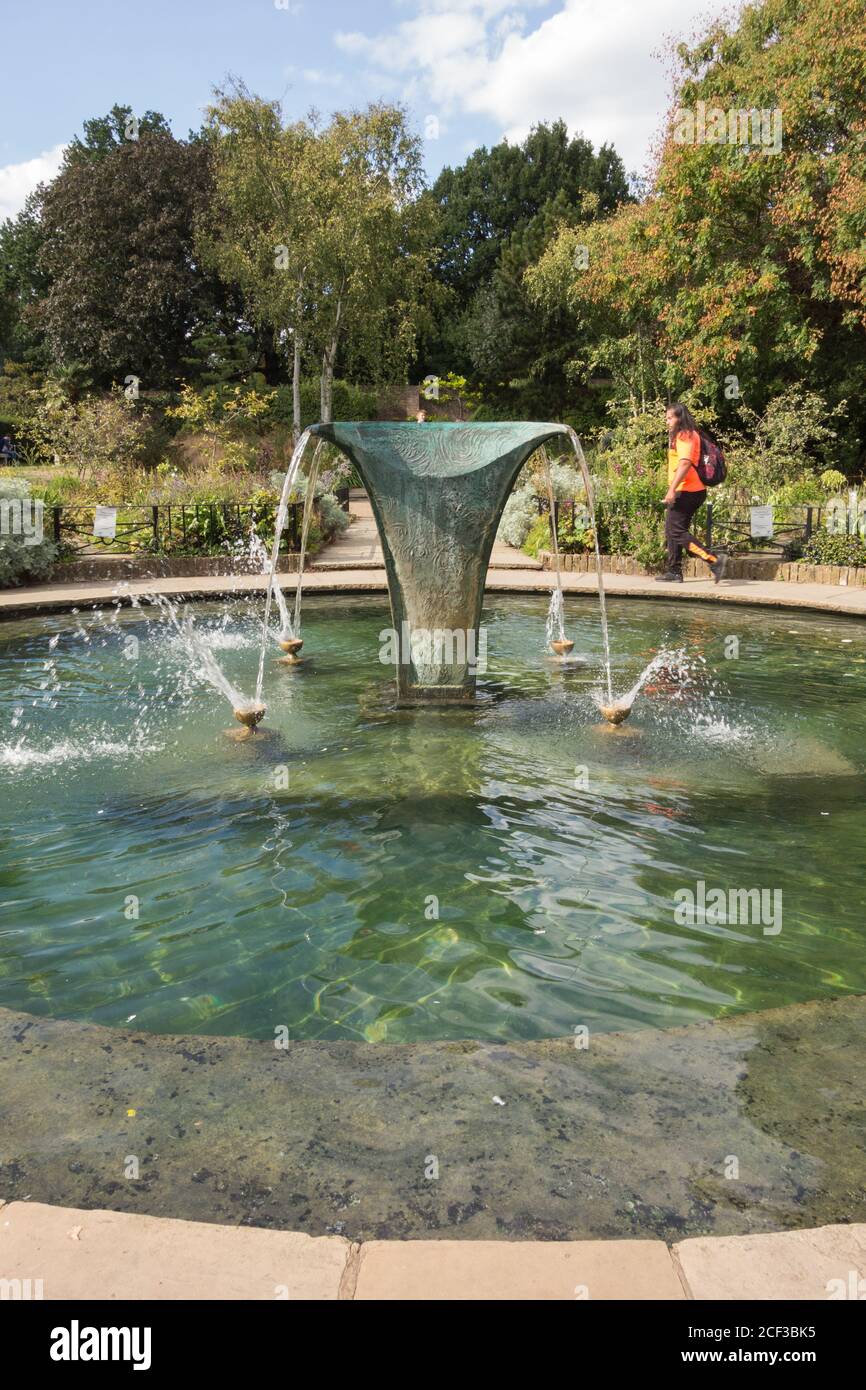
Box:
[27,387,158,480]
[203,88,439,429]
[522,514,554,559]
[820,469,848,494]
[64,105,173,164]
[0,478,58,586]
[267,378,378,430]
[420,371,484,418]
[717,387,849,507]
[152,489,280,555]
[802,531,866,566]
[424,121,632,417]
[148,484,345,557]
[0,360,44,436]
[0,192,50,367]
[430,121,630,311]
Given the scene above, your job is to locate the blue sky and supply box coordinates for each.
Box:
[1,0,713,220]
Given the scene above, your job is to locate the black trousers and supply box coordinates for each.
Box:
[665,489,714,572]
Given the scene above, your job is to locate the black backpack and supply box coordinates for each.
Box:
[696,429,727,488]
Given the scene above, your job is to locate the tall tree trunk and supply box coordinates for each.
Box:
[292,281,305,443]
[320,342,335,424]
[320,297,343,424]
[292,330,303,443]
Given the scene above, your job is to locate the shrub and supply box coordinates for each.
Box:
[28,387,158,479]
[0,478,59,587]
[801,531,866,567]
[316,492,350,539]
[522,514,554,559]
[497,485,539,548]
[269,379,378,429]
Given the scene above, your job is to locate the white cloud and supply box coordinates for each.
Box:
[334,0,711,175]
[302,68,342,86]
[0,144,65,223]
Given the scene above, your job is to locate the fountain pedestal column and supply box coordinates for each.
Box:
[311,422,567,704]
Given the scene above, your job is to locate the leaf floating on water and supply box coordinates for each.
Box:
[492,1095,506,1106]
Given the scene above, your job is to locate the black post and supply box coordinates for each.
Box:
[152,505,160,550]
[805,506,813,542]
[53,506,62,544]
[705,501,713,552]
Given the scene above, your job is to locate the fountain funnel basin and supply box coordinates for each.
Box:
[278,637,303,655]
[550,638,574,656]
[310,421,569,704]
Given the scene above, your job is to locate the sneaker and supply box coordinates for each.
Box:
[710,554,728,584]
[655,570,683,583]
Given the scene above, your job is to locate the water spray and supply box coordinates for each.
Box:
[540,448,573,658]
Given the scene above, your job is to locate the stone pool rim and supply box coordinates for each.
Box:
[3,568,866,625]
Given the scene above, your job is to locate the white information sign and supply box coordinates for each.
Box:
[93,506,118,540]
[749,505,774,539]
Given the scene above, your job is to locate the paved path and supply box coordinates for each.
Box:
[1,490,864,619]
[1,1200,862,1299]
[4,563,866,621]
[310,489,543,572]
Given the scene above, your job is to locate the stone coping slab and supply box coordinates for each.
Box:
[0,1202,349,1300]
[673,1225,866,1301]
[352,1237,684,1300]
[2,1202,863,1299]
[3,568,866,621]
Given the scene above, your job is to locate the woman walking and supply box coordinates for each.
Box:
[657,403,726,583]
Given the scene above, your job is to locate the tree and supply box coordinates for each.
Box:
[424,121,631,383]
[526,0,866,460]
[27,387,155,480]
[305,103,439,421]
[201,86,319,440]
[63,103,173,165]
[0,191,50,368]
[203,92,439,431]
[35,125,213,389]
[461,191,594,420]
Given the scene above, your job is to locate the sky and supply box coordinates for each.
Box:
[0,0,717,222]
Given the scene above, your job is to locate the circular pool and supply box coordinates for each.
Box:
[1,594,864,1042]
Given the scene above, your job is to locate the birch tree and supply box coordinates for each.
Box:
[305,104,438,422]
[201,86,316,439]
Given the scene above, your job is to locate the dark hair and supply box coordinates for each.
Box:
[667,401,698,444]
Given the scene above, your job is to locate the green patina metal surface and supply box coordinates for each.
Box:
[311,421,567,702]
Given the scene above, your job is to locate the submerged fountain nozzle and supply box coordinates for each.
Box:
[234,701,267,730]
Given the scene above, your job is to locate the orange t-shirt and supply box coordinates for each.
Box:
[667,430,703,492]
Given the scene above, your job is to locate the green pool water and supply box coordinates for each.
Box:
[1,594,864,1042]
